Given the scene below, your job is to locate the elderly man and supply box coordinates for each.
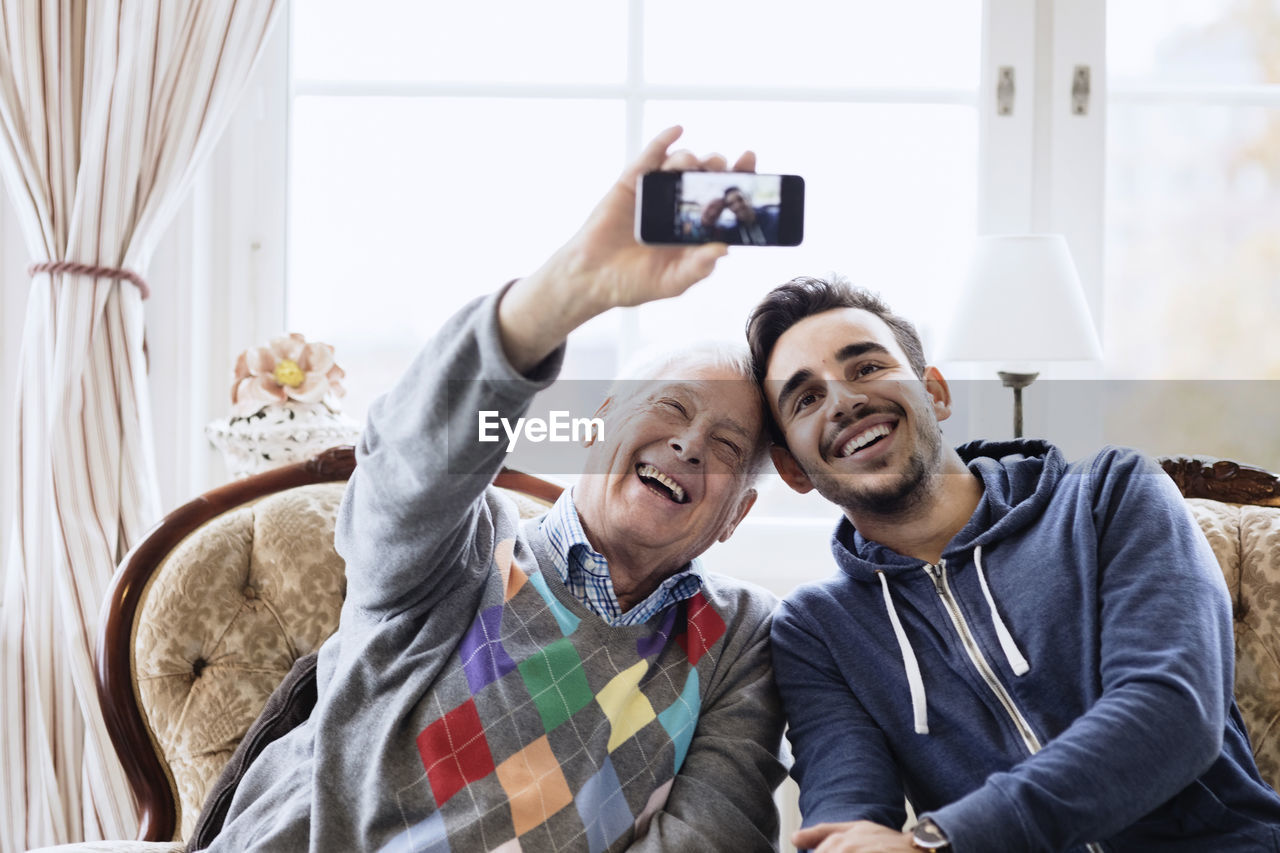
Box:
[207,129,786,853]
[746,275,1280,852]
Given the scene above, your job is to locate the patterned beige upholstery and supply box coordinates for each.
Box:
[131,483,554,844]
[31,491,1280,853]
[1188,498,1280,787]
[135,482,350,841]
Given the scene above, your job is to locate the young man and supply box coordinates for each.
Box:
[207,129,787,852]
[746,275,1280,852]
[715,186,779,246]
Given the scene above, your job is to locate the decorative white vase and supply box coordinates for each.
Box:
[206,401,361,479]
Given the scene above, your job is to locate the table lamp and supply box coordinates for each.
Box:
[939,234,1102,438]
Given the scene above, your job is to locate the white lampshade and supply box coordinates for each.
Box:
[939,234,1102,364]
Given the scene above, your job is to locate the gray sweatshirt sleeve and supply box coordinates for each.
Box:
[628,587,789,852]
[334,284,563,616]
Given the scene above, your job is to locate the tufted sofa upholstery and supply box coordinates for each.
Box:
[1188,497,1280,786]
[27,455,1280,853]
[29,448,559,853]
[122,479,558,843]
[134,481,349,841]
[128,480,555,841]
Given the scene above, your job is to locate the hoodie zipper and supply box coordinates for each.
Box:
[924,560,1042,755]
[924,560,1106,853]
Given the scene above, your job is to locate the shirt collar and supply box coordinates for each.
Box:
[540,489,704,625]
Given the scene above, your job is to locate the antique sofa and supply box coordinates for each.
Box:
[28,451,1280,852]
[30,447,562,853]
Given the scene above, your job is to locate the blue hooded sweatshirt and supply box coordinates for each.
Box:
[773,440,1280,852]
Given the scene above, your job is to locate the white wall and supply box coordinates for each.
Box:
[145,20,289,512]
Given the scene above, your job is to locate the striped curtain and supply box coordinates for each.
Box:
[0,2,281,850]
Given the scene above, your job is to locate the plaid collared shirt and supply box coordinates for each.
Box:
[540,490,705,627]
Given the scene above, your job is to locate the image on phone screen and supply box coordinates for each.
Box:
[637,171,804,246]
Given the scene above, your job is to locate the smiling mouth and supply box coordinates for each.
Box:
[636,463,688,504]
[836,422,895,458]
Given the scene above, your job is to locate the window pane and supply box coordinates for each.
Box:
[645,0,981,89]
[293,0,629,85]
[638,101,978,358]
[1108,1,1280,87]
[1105,103,1280,380]
[288,97,625,422]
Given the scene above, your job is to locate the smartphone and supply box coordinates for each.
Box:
[636,171,805,246]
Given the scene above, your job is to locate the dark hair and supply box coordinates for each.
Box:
[746,275,927,441]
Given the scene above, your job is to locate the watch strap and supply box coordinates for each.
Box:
[911,816,951,850]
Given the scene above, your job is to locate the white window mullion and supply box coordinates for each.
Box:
[1047,0,1105,325]
[977,0,1104,334]
[619,0,647,367]
[624,0,645,164]
[292,79,975,104]
[969,0,1105,451]
[979,0,1105,327]
[186,14,290,491]
[978,0,1038,235]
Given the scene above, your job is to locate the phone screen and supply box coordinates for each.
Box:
[637,171,804,246]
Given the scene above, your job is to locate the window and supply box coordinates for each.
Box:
[162,0,1280,532]
[245,0,1280,573]
[285,0,985,588]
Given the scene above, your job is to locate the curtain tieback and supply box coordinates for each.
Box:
[28,261,150,300]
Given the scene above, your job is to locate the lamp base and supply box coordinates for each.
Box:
[997,370,1039,390]
[996,371,1039,438]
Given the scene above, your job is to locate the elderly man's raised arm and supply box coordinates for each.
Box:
[334,127,738,617]
[333,284,562,617]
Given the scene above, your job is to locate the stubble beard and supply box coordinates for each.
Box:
[808,417,945,519]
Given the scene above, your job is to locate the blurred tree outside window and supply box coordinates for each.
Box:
[1104,0,1280,468]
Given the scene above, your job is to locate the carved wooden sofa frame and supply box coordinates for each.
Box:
[96,446,562,843]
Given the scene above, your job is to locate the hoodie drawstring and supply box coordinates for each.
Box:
[973,545,1030,676]
[876,570,929,735]
[877,548,1031,736]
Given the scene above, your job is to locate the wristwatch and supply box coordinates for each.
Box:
[911,817,951,850]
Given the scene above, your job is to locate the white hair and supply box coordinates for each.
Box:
[613,340,755,387]
[606,341,771,484]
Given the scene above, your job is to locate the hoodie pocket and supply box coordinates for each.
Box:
[1178,781,1280,851]
[1118,781,1280,851]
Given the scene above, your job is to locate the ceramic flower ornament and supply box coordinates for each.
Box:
[231,333,347,417]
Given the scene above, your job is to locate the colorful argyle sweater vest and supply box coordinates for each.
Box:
[380,528,730,853]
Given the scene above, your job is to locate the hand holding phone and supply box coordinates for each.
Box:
[505,126,747,360]
[636,170,805,246]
